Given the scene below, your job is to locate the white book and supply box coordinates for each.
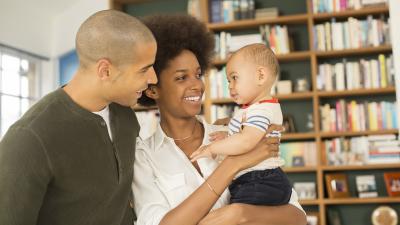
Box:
[335,63,345,90]
[372,19,379,47]
[370,60,379,88]
[326,64,333,91]
[343,22,350,49]
[346,62,353,90]
[219,32,226,59]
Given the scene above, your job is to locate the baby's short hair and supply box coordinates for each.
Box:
[234,43,279,77]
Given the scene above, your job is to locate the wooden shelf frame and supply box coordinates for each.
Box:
[324,197,400,205]
[322,163,400,171]
[317,87,396,97]
[133,105,158,112]
[319,129,398,138]
[315,45,392,58]
[313,5,389,21]
[211,92,314,104]
[213,51,311,66]
[207,14,308,31]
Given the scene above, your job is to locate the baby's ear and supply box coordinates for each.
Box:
[256,66,269,85]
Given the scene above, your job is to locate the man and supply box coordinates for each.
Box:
[0,10,157,225]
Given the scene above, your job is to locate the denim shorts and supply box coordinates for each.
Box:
[229,167,292,205]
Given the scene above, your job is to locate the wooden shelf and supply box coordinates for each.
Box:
[114,0,152,3]
[317,87,396,97]
[283,166,317,173]
[322,163,400,171]
[211,98,234,104]
[300,199,320,205]
[213,51,311,66]
[211,92,313,104]
[133,105,158,111]
[276,51,312,61]
[324,197,400,205]
[315,45,392,58]
[276,92,314,100]
[320,129,398,138]
[313,5,389,21]
[281,132,316,140]
[207,14,308,31]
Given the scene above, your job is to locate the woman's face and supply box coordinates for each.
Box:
[155,50,204,118]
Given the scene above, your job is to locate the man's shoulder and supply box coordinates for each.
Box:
[15,90,65,127]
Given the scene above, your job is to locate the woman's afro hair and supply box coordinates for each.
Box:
[138,14,215,106]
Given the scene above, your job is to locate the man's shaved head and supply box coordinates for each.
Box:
[76,10,154,68]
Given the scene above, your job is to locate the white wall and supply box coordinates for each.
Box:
[0,2,53,57]
[389,0,400,130]
[52,0,110,57]
[0,0,110,95]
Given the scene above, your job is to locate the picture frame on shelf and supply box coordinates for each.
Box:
[356,175,378,198]
[383,172,400,197]
[306,212,319,225]
[282,114,296,133]
[325,173,350,198]
[294,182,317,200]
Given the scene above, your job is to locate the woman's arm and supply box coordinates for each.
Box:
[240,203,306,225]
[133,133,281,225]
[198,203,307,225]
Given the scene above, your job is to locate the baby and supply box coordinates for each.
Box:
[191,43,292,205]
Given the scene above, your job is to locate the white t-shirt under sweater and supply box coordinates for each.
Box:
[228,99,284,178]
[92,105,113,141]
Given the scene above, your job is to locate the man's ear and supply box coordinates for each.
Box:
[145,86,159,100]
[257,66,268,85]
[97,59,112,81]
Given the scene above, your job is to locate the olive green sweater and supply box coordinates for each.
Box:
[0,88,139,225]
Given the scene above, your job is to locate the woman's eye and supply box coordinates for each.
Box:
[176,75,186,81]
[196,73,202,79]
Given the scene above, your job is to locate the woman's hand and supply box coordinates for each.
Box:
[226,124,284,172]
[198,204,243,225]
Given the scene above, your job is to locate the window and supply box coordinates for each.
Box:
[0,47,41,137]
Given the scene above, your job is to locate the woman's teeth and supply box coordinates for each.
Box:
[184,96,201,102]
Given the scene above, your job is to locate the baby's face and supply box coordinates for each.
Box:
[226,54,261,105]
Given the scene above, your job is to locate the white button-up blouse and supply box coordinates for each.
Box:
[132,118,304,225]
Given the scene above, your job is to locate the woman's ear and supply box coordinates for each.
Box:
[145,86,159,100]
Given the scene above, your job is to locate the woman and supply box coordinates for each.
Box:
[132,14,307,225]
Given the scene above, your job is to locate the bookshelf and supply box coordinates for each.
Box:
[114,0,399,224]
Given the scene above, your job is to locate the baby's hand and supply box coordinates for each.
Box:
[190,145,214,162]
[209,131,228,142]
